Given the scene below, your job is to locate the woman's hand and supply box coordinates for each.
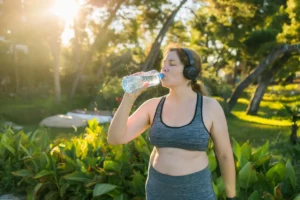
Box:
[123,72,149,102]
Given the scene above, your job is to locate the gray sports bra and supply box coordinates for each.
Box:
[149,93,211,151]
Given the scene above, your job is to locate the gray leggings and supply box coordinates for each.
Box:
[145,163,217,200]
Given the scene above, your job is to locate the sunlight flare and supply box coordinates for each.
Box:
[51,0,79,23]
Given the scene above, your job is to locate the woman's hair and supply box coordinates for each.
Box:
[163,43,208,96]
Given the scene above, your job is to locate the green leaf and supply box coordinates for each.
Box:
[44,191,59,200]
[266,162,286,183]
[284,159,296,189]
[113,194,128,200]
[41,152,50,169]
[238,162,258,189]
[59,183,70,198]
[20,143,31,156]
[12,169,33,177]
[241,141,251,161]
[293,194,300,200]
[232,138,241,168]
[1,141,15,156]
[212,181,218,197]
[134,135,150,156]
[88,119,99,131]
[208,151,217,172]
[93,183,117,197]
[255,154,271,167]
[252,141,269,162]
[34,170,54,179]
[63,171,92,183]
[33,183,45,197]
[104,160,121,172]
[248,191,260,200]
[216,177,224,197]
[232,137,241,160]
[131,171,146,196]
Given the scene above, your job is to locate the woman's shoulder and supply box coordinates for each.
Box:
[201,95,223,111]
[140,96,165,109]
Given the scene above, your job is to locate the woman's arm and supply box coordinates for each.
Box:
[107,82,150,144]
[209,98,236,198]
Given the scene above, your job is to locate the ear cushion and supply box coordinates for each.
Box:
[183,65,199,80]
[182,48,199,80]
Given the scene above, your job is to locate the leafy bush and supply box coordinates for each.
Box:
[0,120,151,199]
[208,138,300,199]
[1,121,300,199]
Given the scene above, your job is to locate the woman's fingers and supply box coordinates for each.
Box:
[129,82,149,97]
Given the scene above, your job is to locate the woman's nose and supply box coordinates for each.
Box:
[162,65,169,72]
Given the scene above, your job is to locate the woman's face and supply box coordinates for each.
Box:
[161,50,188,88]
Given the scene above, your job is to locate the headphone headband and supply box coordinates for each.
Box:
[182,48,195,66]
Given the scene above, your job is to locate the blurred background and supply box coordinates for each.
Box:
[0,0,300,199]
[0,0,299,128]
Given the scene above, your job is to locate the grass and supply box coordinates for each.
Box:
[0,84,299,147]
[0,94,91,125]
[227,114,291,147]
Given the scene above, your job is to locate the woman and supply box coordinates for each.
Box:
[107,44,237,200]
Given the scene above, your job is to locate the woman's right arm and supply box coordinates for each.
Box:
[107,83,152,144]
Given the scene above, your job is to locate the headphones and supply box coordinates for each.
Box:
[181,48,199,80]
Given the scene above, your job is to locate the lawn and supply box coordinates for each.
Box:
[1,85,299,147]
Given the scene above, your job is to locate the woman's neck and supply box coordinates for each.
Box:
[167,86,197,103]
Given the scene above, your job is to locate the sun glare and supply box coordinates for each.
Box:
[51,0,79,23]
[50,0,81,45]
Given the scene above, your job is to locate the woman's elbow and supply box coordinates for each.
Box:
[107,136,127,145]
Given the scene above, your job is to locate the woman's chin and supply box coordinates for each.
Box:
[161,83,170,88]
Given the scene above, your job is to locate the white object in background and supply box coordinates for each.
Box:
[66,112,112,123]
[40,115,86,128]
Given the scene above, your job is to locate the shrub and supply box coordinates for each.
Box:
[1,121,299,199]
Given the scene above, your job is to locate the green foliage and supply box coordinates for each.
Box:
[91,76,124,111]
[0,119,153,199]
[244,29,278,55]
[218,138,300,200]
[1,119,300,199]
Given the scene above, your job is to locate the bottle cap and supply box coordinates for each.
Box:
[158,73,164,79]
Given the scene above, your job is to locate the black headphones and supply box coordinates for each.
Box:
[182,48,199,80]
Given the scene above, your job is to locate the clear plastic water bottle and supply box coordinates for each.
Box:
[122,70,164,93]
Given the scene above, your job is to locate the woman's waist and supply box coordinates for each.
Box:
[150,148,209,176]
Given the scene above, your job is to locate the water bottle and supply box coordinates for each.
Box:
[122,70,164,93]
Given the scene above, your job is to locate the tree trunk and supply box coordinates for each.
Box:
[73,17,81,77]
[53,49,61,104]
[227,44,300,112]
[69,0,125,99]
[141,0,187,71]
[12,44,20,93]
[49,34,62,104]
[246,76,272,115]
[290,124,298,145]
[232,51,240,88]
[246,53,291,115]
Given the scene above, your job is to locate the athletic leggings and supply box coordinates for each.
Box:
[145,163,217,200]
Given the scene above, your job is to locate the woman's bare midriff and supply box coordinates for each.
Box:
[149,147,209,176]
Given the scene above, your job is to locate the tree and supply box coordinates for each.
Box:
[246,53,292,115]
[141,0,187,71]
[69,0,126,99]
[227,44,300,112]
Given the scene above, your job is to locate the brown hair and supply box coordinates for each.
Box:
[163,44,208,96]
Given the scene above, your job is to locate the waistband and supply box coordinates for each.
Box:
[148,163,211,185]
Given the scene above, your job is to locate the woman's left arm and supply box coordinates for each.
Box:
[209,98,236,198]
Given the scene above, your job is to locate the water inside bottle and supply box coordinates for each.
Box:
[122,74,161,93]
[122,76,144,93]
